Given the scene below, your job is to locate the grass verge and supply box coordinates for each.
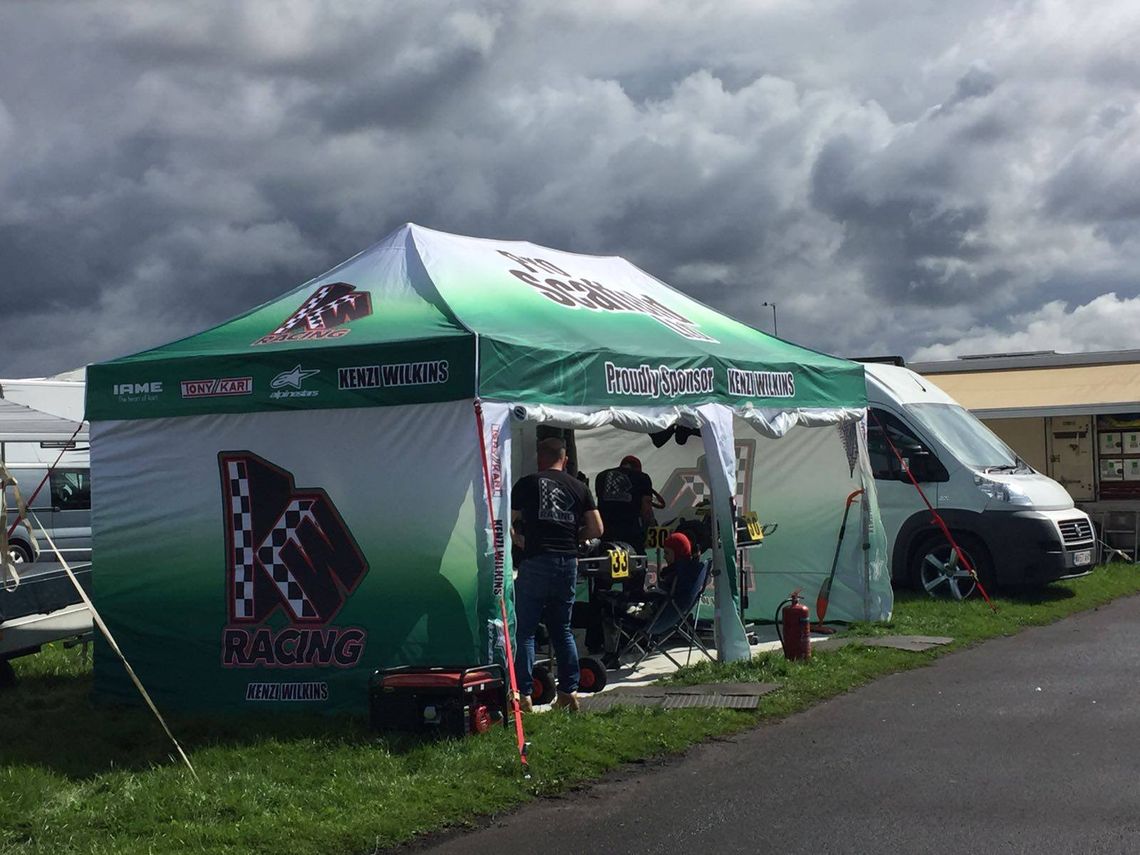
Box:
[2,562,1138,854]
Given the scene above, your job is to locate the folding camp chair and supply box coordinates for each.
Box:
[611,558,713,671]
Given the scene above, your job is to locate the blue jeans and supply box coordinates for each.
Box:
[513,553,579,695]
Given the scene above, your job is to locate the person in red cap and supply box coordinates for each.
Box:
[600,528,705,668]
[660,531,693,582]
[594,454,656,554]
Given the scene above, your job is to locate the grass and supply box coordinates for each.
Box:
[3,562,1139,854]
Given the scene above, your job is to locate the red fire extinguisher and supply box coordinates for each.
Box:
[776,589,811,661]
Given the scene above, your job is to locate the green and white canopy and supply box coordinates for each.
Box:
[86,225,883,716]
[88,224,863,419]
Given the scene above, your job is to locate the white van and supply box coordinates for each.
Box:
[3,459,92,563]
[863,362,1097,593]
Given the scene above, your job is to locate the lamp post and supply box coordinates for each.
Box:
[761,301,778,337]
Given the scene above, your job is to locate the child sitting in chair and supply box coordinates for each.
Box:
[601,531,704,667]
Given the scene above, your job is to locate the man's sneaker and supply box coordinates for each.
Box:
[514,693,533,713]
[551,691,580,713]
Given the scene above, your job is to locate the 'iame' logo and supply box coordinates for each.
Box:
[219,452,370,668]
[252,282,373,346]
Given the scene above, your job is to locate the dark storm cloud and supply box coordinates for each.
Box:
[2,0,1140,378]
[809,130,993,307]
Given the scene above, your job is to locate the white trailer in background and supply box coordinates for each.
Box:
[910,350,1140,560]
[0,393,92,687]
[0,368,86,424]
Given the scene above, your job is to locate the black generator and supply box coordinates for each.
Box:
[368,664,508,738]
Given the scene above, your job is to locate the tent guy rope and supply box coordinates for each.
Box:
[29,510,199,781]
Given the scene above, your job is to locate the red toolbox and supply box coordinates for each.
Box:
[368,664,508,737]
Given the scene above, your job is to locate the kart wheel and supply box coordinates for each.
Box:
[531,665,556,706]
[578,657,608,693]
[0,659,15,690]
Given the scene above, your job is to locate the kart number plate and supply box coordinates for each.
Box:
[645,527,671,550]
[744,511,763,543]
[1073,549,1092,567]
[607,548,630,579]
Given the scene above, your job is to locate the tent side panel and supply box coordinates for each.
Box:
[734,417,892,623]
[92,401,485,715]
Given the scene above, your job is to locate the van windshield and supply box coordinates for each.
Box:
[906,404,1028,471]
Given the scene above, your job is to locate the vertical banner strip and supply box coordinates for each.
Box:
[473,400,529,773]
[696,403,752,662]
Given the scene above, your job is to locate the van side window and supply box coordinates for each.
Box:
[867,409,949,483]
[50,469,91,510]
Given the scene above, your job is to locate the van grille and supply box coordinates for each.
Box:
[1058,518,1094,545]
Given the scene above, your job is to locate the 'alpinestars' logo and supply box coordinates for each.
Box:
[219,452,370,669]
[252,282,373,346]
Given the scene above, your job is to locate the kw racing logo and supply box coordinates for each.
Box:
[219,452,370,669]
[252,282,373,346]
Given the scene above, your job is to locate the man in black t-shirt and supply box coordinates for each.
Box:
[510,437,603,713]
[594,454,655,552]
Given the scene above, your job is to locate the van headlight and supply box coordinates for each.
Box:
[974,475,1034,506]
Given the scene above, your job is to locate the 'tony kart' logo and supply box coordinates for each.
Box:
[219,452,370,669]
[252,282,373,346]
[180,376,253,399]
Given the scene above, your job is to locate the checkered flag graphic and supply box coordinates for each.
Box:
[839,422,859,478]
[220,452,369,625]
[734,441,756,508]
[681,473,707,500]
[272,282,373,335]
[228,460,257,619]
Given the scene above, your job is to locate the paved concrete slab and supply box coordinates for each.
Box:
[578,681,779,712]
[412,594,1140,854]
[814,634,954,652]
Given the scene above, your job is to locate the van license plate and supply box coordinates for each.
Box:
[1073,550,1092,567]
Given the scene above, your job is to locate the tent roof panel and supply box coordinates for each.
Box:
[89,224,866,418]
[112,228,473,363]
[410,225,848,369]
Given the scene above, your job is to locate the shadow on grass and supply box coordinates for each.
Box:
[0,668,437,781]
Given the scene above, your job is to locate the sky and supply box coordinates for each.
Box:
[2,0,1140,377]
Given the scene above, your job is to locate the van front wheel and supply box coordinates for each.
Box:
[911,534,992,600]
